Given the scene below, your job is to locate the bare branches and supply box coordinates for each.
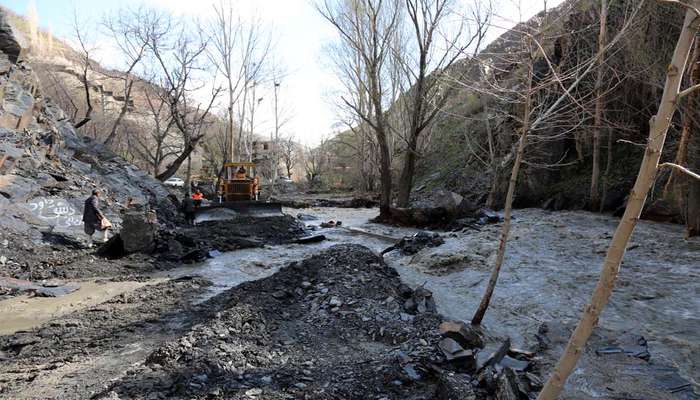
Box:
[660,0,700,18]
[659,162,700,181]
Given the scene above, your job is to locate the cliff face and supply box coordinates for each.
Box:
[413,1,688,218]
[0,9,174,250]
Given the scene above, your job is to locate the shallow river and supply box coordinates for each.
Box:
[164,207,700,397]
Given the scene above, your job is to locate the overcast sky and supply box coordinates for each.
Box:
[3,0,564,145]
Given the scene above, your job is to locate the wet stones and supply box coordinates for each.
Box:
[399,285,437,314]
[320,220,342,228]
[295,234,326,244]
[476,339,510,371]
[439,337,477,371]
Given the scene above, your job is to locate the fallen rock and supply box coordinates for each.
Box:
[117,211,158,254]
[296,213,318,221]
[402,286,437,314]
[439,320,484,349]
[439,337,477,371]
[495,367,520,400]
[435,373,476,399]
[476,339,511,371]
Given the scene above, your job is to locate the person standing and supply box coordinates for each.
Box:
[191,189,204,208]
[181,196,196,226]
[83,189,109,247]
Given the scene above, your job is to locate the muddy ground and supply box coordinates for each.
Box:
[0,206,698,399]
[0,244,539,400]
[0,214,306,294]
[0,276,212,399]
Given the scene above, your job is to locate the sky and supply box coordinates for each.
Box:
[2,0,564,146]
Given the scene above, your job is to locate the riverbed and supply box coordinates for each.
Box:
[167,206,700,397]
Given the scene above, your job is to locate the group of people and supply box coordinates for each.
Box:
[81,186,205,249]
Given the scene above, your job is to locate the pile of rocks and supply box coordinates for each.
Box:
[436,320,541,398]
[91,245,544,399]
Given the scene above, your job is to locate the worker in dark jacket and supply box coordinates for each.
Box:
[181,197,196,225]
[83,189,108,247]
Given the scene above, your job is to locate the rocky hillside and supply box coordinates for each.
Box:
[0,10,176,252]
[415,0,693,217]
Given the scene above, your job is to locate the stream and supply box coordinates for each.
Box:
[162,206,700,397]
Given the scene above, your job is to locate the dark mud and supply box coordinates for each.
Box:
[0,214,306,287]
[155,215,307,263]
[0,276,212,399]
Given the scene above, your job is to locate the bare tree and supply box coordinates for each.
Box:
[393,0,490,207]
[146,14,222,182]
[280,135,299,179]
[470,0,647,325]
[305,137,331,186]
[205,5,272,175]
[71,8,95,130]
[317,0,403,217]
[589,0,609,210]
[538,2,700,397]
[128,83,179,176]
[102,7,154,146]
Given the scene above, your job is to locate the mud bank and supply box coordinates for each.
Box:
[0,276,212,399]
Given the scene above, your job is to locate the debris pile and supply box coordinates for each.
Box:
[92,245,544,399]
[382,231,445,255]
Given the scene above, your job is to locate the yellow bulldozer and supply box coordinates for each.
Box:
[197,162,282,215]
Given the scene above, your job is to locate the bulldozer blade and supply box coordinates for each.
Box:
[196,201,283,217]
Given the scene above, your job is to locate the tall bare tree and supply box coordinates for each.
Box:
[470,0,647,325]
[205,5,272,167]
[280,135,299,179]
[128,84,179,176]
[102,7,154,147]
[145,13,222,182]
[318,0,403,217]
[71,8,94,130]
[394,0,490,207]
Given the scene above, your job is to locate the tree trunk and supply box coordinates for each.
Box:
[484,95,498,209]
[472,55,533,326]
[664,39,699,198]
[378,131,392,218]
[590,0,607,211]
[537,6,699,398]
[185,154,192,196]
[104,80,134,146]
[687,84,700,236]
[156,137,202,182]
[396,135,419,207]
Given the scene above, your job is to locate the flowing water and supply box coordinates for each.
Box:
[162,207,700,397]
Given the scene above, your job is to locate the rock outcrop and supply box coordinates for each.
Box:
[0,8,175,254]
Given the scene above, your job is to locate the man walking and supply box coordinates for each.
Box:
[83,189,109,247]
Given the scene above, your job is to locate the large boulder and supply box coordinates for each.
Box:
[120,210,158,254]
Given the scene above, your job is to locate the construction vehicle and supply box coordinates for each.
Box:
[196,162,282,216]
